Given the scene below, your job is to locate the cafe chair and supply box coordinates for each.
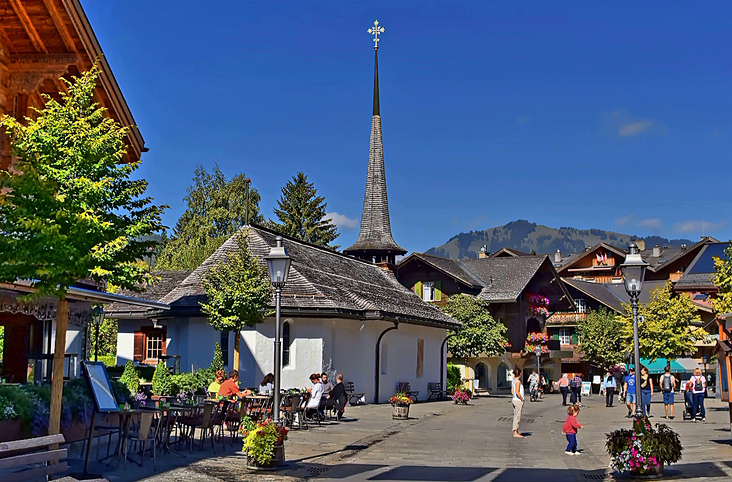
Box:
[124,410,163,470]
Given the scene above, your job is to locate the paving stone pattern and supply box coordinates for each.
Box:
[95,393,731,482]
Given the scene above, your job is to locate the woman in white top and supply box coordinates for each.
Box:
[306,373,324,419]
[512,368,525,438]
[258,373,275,395]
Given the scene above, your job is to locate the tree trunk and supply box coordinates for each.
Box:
[49,297,68,438]
[233,331,240,372]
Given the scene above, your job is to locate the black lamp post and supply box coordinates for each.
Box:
[265,236,291,425]
[91,305,106,362]
[534,345,542,380]
[619,242,649,418]
[702,355,709,398]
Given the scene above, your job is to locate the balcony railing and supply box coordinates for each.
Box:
[546,312,587,324]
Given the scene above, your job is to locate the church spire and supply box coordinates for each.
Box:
[344,21,407,264]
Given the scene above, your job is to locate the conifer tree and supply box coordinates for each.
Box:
[211,341,225,373]
[152,360,173,396]
[270,172,339,248]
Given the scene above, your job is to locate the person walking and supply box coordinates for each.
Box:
[559,373,570,406]
[511,368,525,438]
[624,367,637,418]
[614,366,625,403]
[528,370,539,401]
[604,372,617,407]
[562,404,584,455]
[640,367,653,416]
[570,373,583,406]
[690,367,706,422]
[660,365,676,419]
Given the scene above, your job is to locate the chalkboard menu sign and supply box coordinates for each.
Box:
[82,361,120,413]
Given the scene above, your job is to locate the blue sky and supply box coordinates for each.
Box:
[84,1,731,253]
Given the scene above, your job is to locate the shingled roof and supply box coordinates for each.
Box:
[343,48,406,258]
[460,256,551,303]
[105,270,193,316]
[121,226,457,329]
[400,253,481,288]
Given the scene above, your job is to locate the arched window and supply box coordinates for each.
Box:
[282,321,290,367]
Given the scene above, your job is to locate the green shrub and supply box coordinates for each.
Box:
[119,361,140,394]
[98,355,117,367]
[151,362,173,396]
[0,385,32,422]
[447,363,461,390]
[211,341,225,373]
[110,379,133,404]
[171,369,214,395]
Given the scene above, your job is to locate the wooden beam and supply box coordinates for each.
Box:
[0,26,16,55]
[48,297,68,437]
[8,0,48,53]
[42,0,77,53]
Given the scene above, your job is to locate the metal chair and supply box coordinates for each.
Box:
[123,410,163,470]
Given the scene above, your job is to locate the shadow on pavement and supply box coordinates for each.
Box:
[368,466,496,481]
[293,462,384,479]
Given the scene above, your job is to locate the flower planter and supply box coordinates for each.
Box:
[246,444,285,471]
[631,462,664,478]
[0,420,24,443]
[392,405,409,420]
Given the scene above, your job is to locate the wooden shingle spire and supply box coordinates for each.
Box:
[344,21,407,264]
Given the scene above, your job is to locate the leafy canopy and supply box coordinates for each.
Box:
[0,65,166,296]
[442,294,507,358]
[577,308,626,369]
[619,282,705,361]
[199,231,273,332]
[155,164,262,270]
[269,172,339,248]
[713,244,732,314]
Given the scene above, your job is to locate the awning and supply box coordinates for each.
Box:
[628,358,685,374]
[675,357,702,374]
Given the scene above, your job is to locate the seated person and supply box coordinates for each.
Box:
[218,369,252,400]
[207,369,226,398]
[321,372,333,395]
[305,373,324,420]
[325,373,348,420]
[259,373,275,395]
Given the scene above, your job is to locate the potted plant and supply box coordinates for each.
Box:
[241,417,288,470]
[606,415,683,477]
[389,392,413,420]
[452,387,470,405]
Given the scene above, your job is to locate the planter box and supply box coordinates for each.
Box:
[631,462,664,478]
[392,405,409,420]
[246,444,285,471]
[0,420,24,442]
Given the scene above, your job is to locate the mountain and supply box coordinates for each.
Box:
[425,220,695,259]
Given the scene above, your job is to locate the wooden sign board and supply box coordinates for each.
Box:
[81,361,120,413]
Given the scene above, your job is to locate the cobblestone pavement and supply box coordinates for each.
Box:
[83,392,731,482]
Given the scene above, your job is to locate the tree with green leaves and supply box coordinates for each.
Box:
[269,172,339,248]
[152,361,173,396]
[577,308,625,370]
[88,317,119,359]
[211,341,225,373]
[119,360,140,394]
[156,165,263,270]
[619,282,705,361]
[713,244,732,315]
[200,231,273,371]
[442,294,507,359]
[0,66,165,434]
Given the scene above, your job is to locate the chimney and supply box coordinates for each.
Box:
[478,245,488,259]
[554,249,562,264]
[652,245,661,258]
[636,240,646,251]
[681,244,687,251]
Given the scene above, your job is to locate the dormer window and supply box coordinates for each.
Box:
[423,281,435,302]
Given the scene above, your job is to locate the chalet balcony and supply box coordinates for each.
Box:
[546,311,587,326]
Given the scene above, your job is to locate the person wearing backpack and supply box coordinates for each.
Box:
[660,365,676,419]
[570,374,583,406]
[690,367,706,422]
[604,372,617,407]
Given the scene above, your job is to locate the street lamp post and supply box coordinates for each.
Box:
[534,345,542,382]
[702,355,709,398]
[91,305,106,363]
[619,242,649,418]
[265,236,291,425]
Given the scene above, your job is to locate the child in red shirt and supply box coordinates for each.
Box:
[562,404,583,455]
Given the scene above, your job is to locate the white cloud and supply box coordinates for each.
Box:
[325,212,359,230]
[674,220,729,234]
[616,214,634,226]
[618,120,653,137]
[637,218,662,232]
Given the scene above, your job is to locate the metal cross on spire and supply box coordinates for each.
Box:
[368,20,385,50]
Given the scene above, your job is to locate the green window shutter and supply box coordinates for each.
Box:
[552,331,559,340]
[413,281,423,297]
[434,280,442,302]
[571,331,578,344]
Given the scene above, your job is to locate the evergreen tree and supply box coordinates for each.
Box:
[152,361,173,396]
[119,361,140,394]
[270,172,339,248]
[200,231,273,371]
[211,341,225,373]
[156,165,263,269]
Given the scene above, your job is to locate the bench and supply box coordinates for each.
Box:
[0,434,68,482]
[397,382,419,402]
[427,382,445,400]
[345,381,366,405]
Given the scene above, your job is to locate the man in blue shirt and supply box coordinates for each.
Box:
[624,367,637,418]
